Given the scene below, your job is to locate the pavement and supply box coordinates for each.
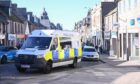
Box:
[100,54,140,84]
[100,54,140,67]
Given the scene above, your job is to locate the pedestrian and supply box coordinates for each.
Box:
[95,45,99,53]
[99,46,103,54]
[82,42,86,50]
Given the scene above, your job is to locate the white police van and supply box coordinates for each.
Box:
[15,30,82,73]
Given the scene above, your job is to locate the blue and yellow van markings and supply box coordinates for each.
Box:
[44,51,53,61]
[44,48,82,61]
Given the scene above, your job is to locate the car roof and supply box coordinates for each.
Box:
[83,46,95,49]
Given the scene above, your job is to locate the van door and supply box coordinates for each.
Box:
[57,37,64,60]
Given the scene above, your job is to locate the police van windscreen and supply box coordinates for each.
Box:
[21,37,52,50]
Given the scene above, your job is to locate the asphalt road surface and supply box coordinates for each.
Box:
[0,59,140,84]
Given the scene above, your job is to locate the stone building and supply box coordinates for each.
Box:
[40,8,50,29]
[0,0,44,47]
[116,0,140,61]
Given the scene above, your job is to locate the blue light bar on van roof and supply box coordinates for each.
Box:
[50,33,74,37]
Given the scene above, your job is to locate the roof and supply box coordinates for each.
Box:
[105,8,117,17]
[29,30,80,37]
[9,14,24,23]
[0,0,11,7]
[0,8,24,23]
[0,9,8,23]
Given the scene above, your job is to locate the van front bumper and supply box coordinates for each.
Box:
[15,57,46,69]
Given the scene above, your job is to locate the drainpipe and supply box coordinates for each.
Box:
[139,28,140,61]
[126,19,129,61]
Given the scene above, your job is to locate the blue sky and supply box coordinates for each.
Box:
[12,0,101,30]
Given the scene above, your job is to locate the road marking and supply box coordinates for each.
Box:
[93,72,105,77]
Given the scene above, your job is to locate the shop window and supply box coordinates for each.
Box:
[135,33,138,37]
[2,23,5,33]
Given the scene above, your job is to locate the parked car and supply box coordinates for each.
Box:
[0,46,18,64]
[82,46,99,61]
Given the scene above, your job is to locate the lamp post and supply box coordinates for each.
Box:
[139,28,140,61]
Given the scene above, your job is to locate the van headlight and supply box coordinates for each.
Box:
[37,54,44,58]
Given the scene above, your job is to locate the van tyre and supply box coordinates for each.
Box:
[1,56,7,64]
[16,67,27,73]
[69,58,78,68]
[42,61,52,74]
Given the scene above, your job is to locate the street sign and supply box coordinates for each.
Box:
[8,34,16,41]
[113,22,119,27]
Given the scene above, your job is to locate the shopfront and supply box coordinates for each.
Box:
[8,34,16,47]
[104,31,110,54]
[111,31,118,56]
[127,18,139,60]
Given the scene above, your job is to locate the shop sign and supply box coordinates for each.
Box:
[8,34,16,41]
[130,19,135,26]
[137,17,140,26]
[111,32,117,38]
[0,34,5,39]
[104,31,110,40]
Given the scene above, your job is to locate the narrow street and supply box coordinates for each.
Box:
[1,55,140,84]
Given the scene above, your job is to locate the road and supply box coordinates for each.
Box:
[0,56,140,84]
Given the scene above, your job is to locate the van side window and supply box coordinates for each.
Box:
[60,37,72,49]
[50,38,58,50]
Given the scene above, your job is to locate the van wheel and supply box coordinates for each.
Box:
[69,58,78,68]
[16,67,27,73]
[42,61,52,74]
[1,56,7,64]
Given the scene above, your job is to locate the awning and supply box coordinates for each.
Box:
[17,34,26,39]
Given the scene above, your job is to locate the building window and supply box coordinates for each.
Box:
[134,0,138,6]
[131,0,135,9]
[128,0,131,10]
[20,24,23,34]
[118,1,122,14]
[18,24,20,34]
[2,23,5,33]
[15,23,16,34]
[125,0,129,11]
[123,0,126,11]
[12,22,14,33]
[0,24,1,33]
[138,0,140,5]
